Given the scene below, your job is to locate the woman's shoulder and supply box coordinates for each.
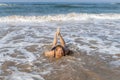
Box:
[44,50,54,57]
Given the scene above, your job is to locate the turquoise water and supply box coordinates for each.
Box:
[0,2,120,16]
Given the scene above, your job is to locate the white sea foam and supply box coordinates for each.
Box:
[0,13,120,74]
[7,72,45,80]
[0,3,8,6]
[109,60,120,68]
[0,13,120,23]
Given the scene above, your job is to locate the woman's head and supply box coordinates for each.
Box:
[55,45,65,58]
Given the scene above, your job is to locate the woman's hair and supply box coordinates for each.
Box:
[55,45,65,56]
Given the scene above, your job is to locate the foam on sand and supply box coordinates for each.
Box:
[6,72,45,80]
[0,13,120,80]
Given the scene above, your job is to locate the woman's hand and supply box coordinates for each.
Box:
[57,27,60,36]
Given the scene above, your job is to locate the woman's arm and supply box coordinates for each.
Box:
[59,33,65,47]
[57,28,65,47]
[52,32,57,47]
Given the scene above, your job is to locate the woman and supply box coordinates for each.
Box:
[45,28,70,59]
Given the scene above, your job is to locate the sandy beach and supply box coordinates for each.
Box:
[0,44,120,80]
[0,2,120,80]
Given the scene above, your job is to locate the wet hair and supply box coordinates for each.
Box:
[54,45,65,56]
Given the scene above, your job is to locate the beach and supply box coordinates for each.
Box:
[0,2,120,80]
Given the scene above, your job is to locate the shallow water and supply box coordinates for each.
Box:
[0,12,120,80]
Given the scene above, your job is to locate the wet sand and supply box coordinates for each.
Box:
[39,51,120,80]
[0,14,120,80]
[0,44,120,80]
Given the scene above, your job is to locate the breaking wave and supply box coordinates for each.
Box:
[0,13,120,23]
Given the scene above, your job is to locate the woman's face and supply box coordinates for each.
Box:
[55,47,63,58]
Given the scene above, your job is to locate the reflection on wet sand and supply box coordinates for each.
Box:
[0,44,120,80]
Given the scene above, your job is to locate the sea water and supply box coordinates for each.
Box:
[0,2,120,80]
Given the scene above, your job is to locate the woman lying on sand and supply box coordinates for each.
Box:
[45,28,70,59]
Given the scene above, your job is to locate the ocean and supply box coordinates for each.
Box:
[0,2,120,16]
[0,2,120,80]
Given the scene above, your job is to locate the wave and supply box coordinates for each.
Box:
[112,2,120,5]
[0,3,17,7]
[0,13,120,22]
[53,4,113,8]
[0,3,9,6]
[53,4,83,8]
